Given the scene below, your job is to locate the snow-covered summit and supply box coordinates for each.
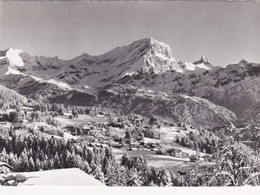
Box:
[0,38,217,93]
[6,48,24,67]
[132,37,173,58]
[53,38,184,86]
[6,48,24,66]
[0,48,26,75]
[72,37,176,69]
[0,38,211,80]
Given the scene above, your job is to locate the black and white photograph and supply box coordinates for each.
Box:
[0,0,260,189]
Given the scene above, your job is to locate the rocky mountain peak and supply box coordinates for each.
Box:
[238,59,249,66]
[133,37,173,58]
[0,49,8,57]
[201,56,208,63]
[193,56,210,65]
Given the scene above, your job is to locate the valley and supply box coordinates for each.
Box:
[0,38,260,186]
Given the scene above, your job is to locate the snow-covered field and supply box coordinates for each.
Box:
[159,126,209,157]
[113,148,190,172]
[160,126,187,142]
[112,125,209,172]
[19,168,105,186]
[55,113,108,127]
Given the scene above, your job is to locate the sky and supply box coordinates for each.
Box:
[0,1,260,67]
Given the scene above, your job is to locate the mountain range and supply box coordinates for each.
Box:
[1,37,259,128]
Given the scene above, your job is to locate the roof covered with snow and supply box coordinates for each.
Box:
[20,168,106,187]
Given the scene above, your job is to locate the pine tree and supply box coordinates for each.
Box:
[126,168,142,186]
[28,156,35,171]
[169,171,182,186]
[0,147,8,162]
[54,152,61,168]
[67,150,79,168]
[8,152,18,168]
[81,161,91,174]
[42,155,49,170]
[17,149,29,171]
[158,170,172,186]
[47,159,54,170]
[35,158,42,171]
[92,165,105,184]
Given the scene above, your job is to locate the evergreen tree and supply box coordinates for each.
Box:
[35,158,42,171]
[81,161,91,174]
[54,152,61,168]
[17,149,29,171]
[126,168,142,186]
[0,147,8,162]
[28,156,35,171]
[158,170,172,186]
[92,165,105,184]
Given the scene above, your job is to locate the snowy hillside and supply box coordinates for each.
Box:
[0,84,35,109]
[98,85,237,129]
[20,168,105,186]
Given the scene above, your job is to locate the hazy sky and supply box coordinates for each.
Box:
[0,1,260,67]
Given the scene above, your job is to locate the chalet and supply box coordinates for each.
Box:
[125,139,131,145]
[112,142,123,148]
[0,162,12,174]
[130,141,139,147]
[178,170,187,176]
[81,125,92,133]
[169,123,175,127]
[188,130,196,135]
[166,148,188,158]
[21,106,34,112]
[128,147,139,151]
[149,143,156,149]
[65,124,91,135]
[114,137,123,142]
[175,150,184,158]
[189,155,199,162]
[18,115,24,123]
[125,139,139,147]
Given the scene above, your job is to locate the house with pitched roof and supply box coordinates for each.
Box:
[0,162,13,174]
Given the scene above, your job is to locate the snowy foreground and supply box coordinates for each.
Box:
[19,168,105,187]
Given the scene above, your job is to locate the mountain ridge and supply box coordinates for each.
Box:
[0,38,260,122]
[0,38,214,90]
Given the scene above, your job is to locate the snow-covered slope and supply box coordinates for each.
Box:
[0,84,35,108]
[54,38,182,87]
[20,168,105,186]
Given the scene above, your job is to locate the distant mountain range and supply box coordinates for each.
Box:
[1,38,259,128]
